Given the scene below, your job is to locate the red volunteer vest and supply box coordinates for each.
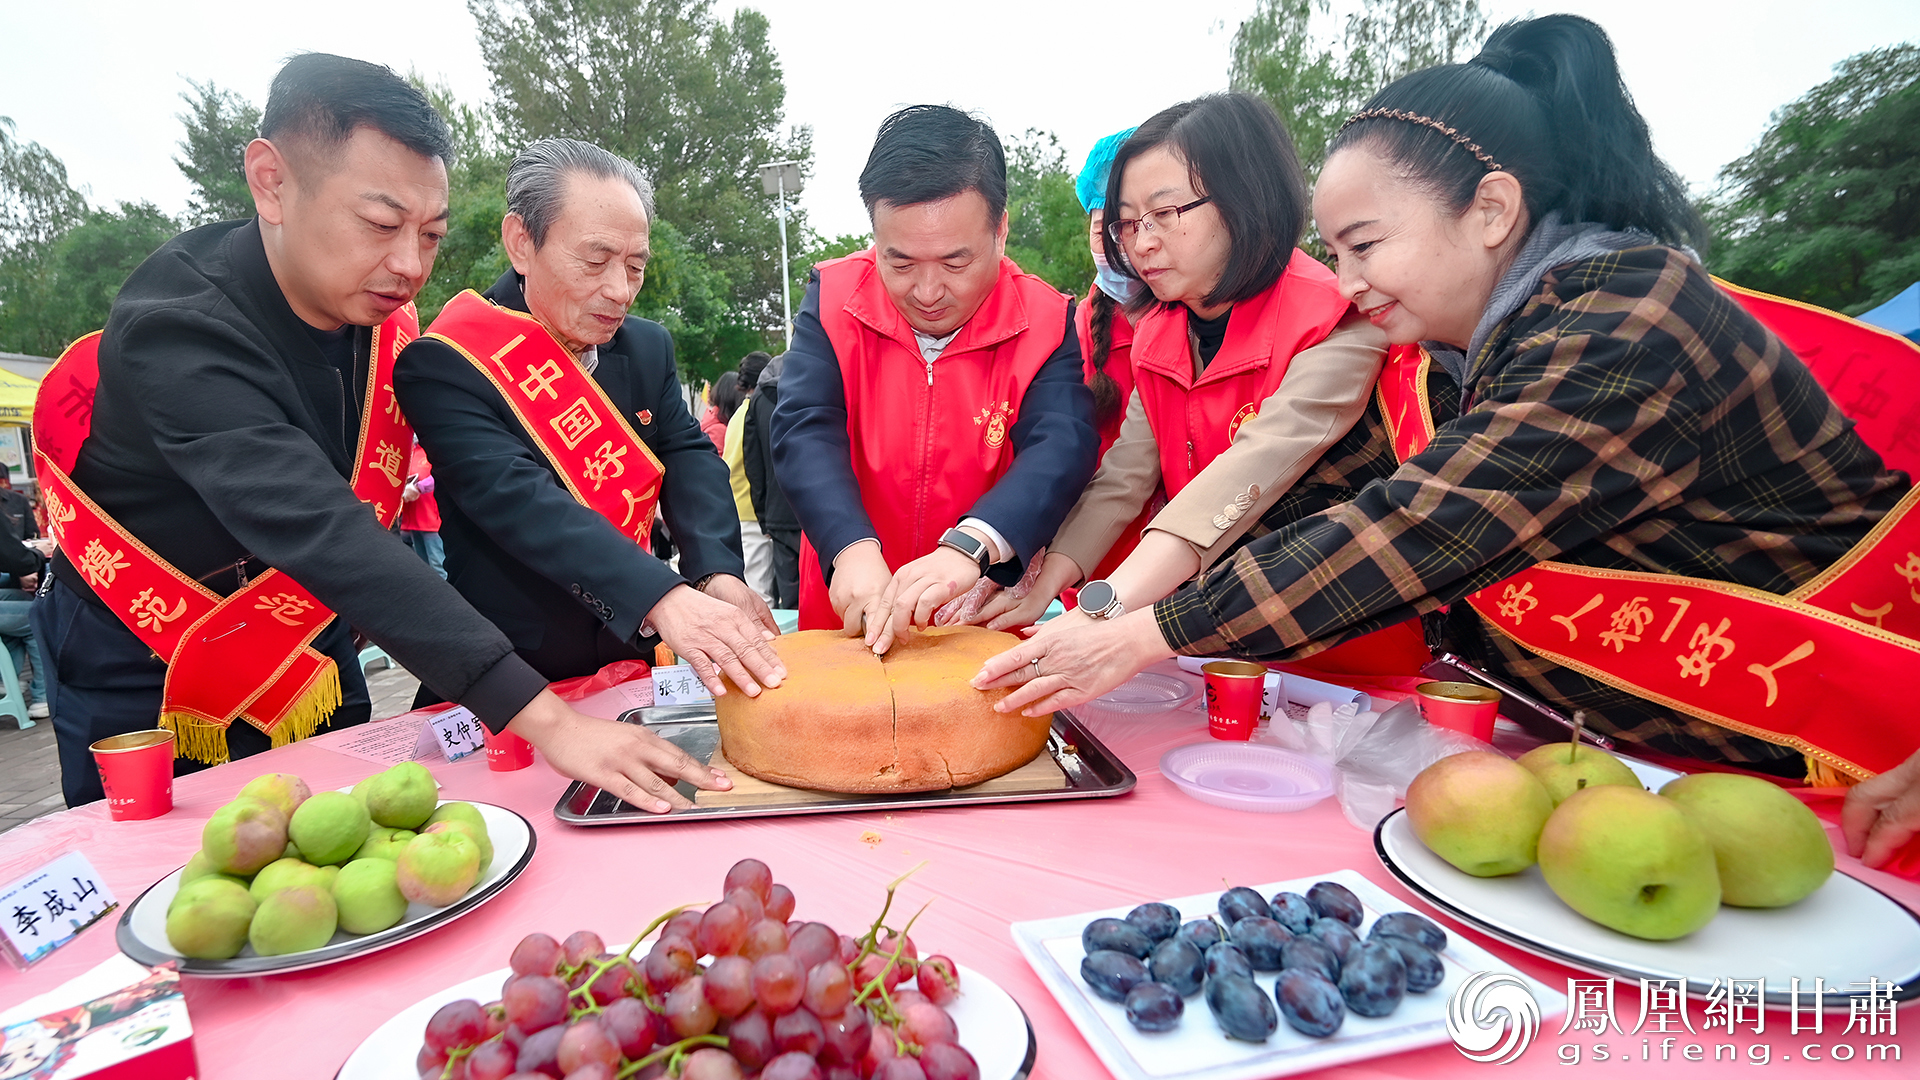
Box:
[798,251,1070,629]
[1131,250,1349,495]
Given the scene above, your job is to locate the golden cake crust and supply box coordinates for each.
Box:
[714,626,1053,793]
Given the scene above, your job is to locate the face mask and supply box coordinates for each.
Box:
[1092,251,1144,305]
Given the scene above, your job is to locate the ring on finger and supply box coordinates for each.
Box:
[1030,657,1043,679]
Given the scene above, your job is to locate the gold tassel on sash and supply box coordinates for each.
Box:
[1804,756,1861,789]
[159,660,342,765]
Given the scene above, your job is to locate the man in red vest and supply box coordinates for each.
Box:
[771,106,1100,652]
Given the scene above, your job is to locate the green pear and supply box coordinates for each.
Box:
[1539,785,1721,940]
[1661,773,1835,907]
[351,825,416,862]
[395,830,482,907]
[350,774,377,807]
[281,839,303,861]
[180,849,220,885]
[362,762,439,830]
[1405,751,1555,876]
[249,885,338,956]
[1517,742,1644,805]
[423,803,492,869]
[333,858,410,934]
[248,858,337,904]
[165,877,257,959]
[174,852,250,903]
[201,797,290,876]
[287,791,371,866]
[237,772,312,819]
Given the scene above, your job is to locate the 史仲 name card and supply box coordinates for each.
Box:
[0,851,117,968]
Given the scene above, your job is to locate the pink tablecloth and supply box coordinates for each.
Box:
[2,662,1916,1078]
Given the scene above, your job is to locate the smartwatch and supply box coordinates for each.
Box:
[936,527,992,571]
[1077,579,1125,620]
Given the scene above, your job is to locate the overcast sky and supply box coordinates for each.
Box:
[3,1,1916,241]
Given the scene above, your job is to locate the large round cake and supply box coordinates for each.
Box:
[714,626,1053,793]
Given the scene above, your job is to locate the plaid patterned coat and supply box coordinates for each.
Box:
[1153,247,1911,770]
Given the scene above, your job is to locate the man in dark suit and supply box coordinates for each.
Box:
[742,354,801,610]
[395,138,785,703]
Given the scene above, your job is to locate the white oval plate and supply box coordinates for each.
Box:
[118,799,534,978]
[1374,807,1920,1005]
[334,962,1034,1079]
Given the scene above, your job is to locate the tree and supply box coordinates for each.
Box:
[471,0,813,375]
[1004,130,1092,297]
[415,78,513,322]
[175,80,260,226]
[1230,0,1487,176]
[0,117,91,355]
[0,117,86,253]
[1706,45,1920,316]
[0,202,177,356]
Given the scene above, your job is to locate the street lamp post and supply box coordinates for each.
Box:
[756,160,804,348]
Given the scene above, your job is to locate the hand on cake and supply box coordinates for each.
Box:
[977,551,1082,631]
[505,689,729,813]
[869,545,983,655]
[971,607,1176,715]
[649,583,787,697]
[829,540,894,643]
[1842,744,1920,869]
[699,572,781,638]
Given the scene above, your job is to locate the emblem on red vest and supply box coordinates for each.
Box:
[1228,403,1258,442]
[974,400,1014,448]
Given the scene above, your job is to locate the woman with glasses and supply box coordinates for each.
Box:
[975,93,1386,636]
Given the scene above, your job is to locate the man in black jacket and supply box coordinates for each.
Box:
[742,354,801,609]
[36,54,728,812]
[395,138,784,699]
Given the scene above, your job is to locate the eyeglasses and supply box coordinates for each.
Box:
[1106,196,1213,246]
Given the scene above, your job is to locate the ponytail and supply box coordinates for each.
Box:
[1329,15,1705,251]
[1084,285,1123,429]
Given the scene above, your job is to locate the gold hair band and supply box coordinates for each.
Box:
[1338,108,1503,172]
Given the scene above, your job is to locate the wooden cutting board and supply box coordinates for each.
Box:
[694,746,1068,807]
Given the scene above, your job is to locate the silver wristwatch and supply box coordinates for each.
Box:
[1077,579,1125,620]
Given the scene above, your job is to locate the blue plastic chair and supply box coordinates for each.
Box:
[0,640,32,729]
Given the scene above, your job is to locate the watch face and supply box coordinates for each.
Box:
[1078,579,1116,615]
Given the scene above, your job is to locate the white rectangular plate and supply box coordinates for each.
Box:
[1010,868,1564,1080]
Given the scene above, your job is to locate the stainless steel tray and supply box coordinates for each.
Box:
[554,706,1135,826]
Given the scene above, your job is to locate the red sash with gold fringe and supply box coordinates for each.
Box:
[422,290,664,546]
[1377,323,1920,784]
[33,309,417,762]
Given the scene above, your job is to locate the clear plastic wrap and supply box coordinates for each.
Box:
[1258,698,1494,831]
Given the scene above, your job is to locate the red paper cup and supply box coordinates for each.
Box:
[1415,681,1503,742]
[91,729,175,820]
[1203,661,1266,741]
[484,726,534,771]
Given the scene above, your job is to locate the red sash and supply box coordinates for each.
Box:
[423,291,665,547]
[33,310,417,763]
[1377,324,1920,784]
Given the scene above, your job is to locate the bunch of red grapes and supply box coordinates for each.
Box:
[416,859,980,1080]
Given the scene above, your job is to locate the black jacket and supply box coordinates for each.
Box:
[393,271,743,681]
[59,220,546,727]
[742,354,798,534]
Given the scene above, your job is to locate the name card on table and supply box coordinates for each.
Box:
[650,664,714,707]
[0,852,116,968]
[414,705,485,761]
